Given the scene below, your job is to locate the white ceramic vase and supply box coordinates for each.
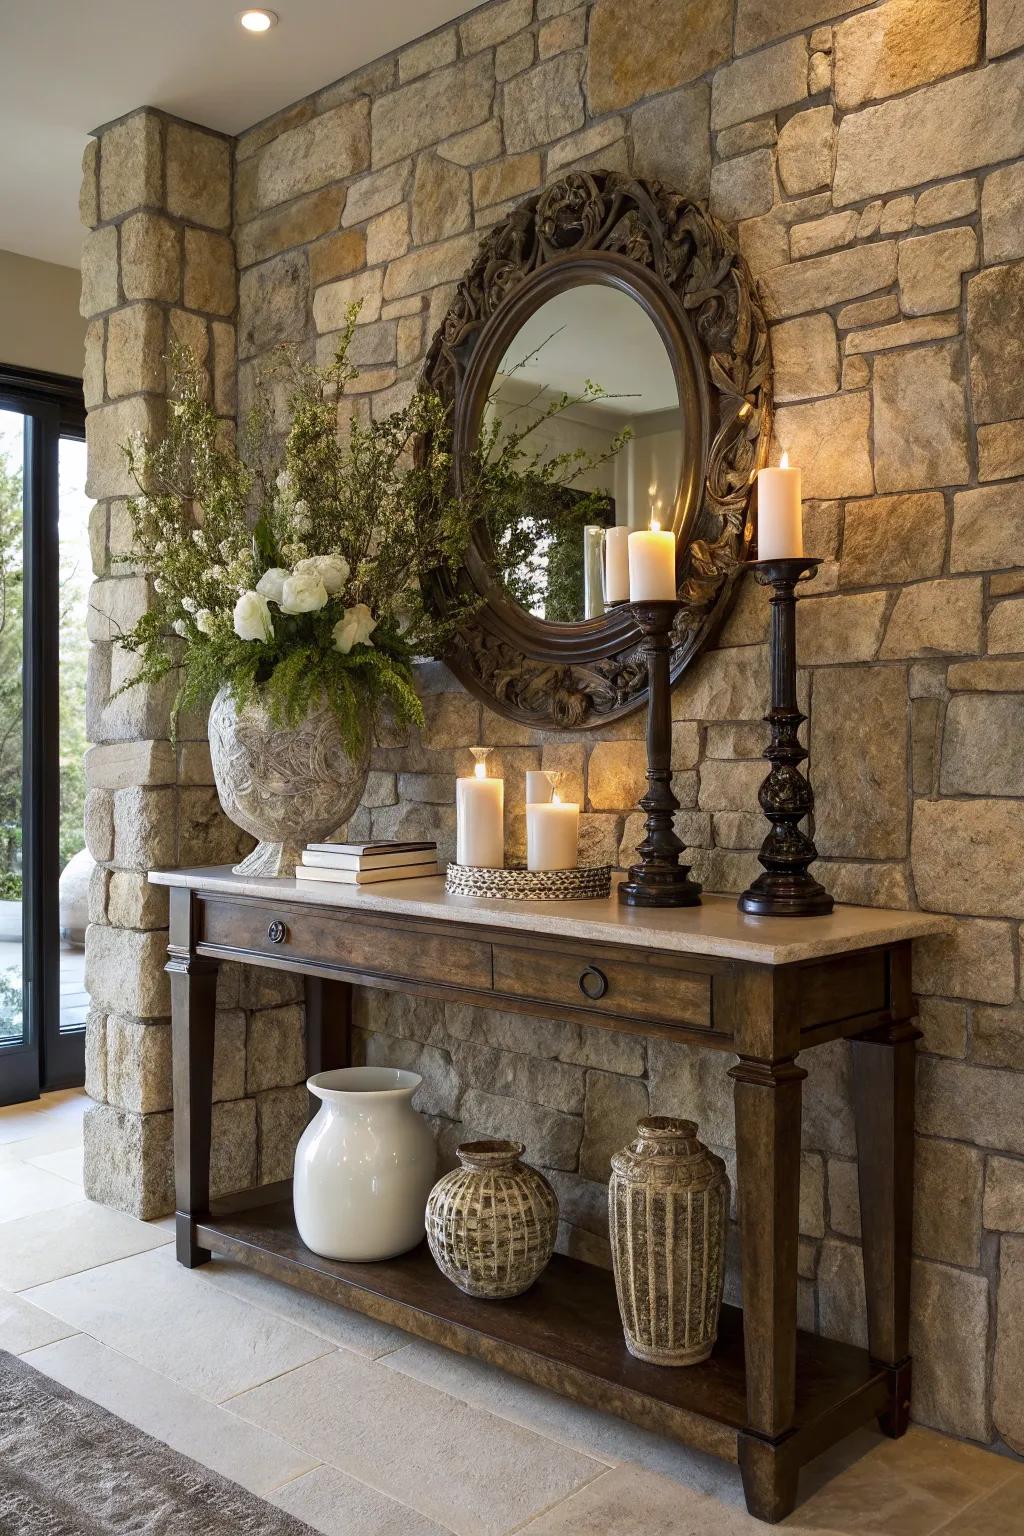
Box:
[293,1067,437,1262]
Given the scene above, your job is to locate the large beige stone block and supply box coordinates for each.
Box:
[833,0,980,111]
[761,241,897,321]
[841,492,946,586]
[811,665,908,859]
[165,121,231,229]
[587,0,731,114]
[833,57,1024,206]
[83,1103,173,1220]
[873,341,971,492]
[412,153,471,245]
[771,314,839,403]
[211,1098,257,1199]
[973,1005,1024,1071]
[460,0,532,52]
[399,25,457,81]
[880,577,982,657]
[777,107,836,197]
[913,798,1024,917]
[735,0,871,52]
[258,99,370,207]
[579,1071,649,1182]
[342,161,412,226]
[99,110,162,221]
[460,1086,581,1170]
[80,227,119,317]
[988,0,1024,55]
[472,153,541,212]
[246,1004,306,1094]
[984,1157,1024,1230]
[913,917,1016,1003]
[85,740,175,790]
[382,234,480,302]
[711,36,808,132]
[85,396,162,500]
[898,227,978,317]
[104,305,165,399]
[913,1137,983,1267]
[237,187,344,270]
[84,1008,107,1103]
[818,1238,867,1348]
[238,251,308,358]
[107,870,169,931]
[910,1258,990,1440]
[80,138,99,229]
[698,758,766,812]
[85,924,170,1018]
[940,695,1024,797]
[952,481,1024,572]
[915,179,978,228]
[709,149,774,224]
[977,420,1024,482]
[967,260,1024,426]
[844,314,960,357]
[993,1235,1024,1452]
[916,997,967,1058]
[672,644,769,723]
[256,1085,308,1184]
[981,163,1024,266]
[819,860,912,909]
[105,1015,172,1114]
[504,54,585,154]
[112,785,177,871]
[183,229,236,317]
[371,58,493,168]
[631,84,710,202]
[988,598,1024,652]
[773,394,873,498]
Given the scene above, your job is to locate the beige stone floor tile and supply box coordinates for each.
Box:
[0,1198,170,1290]
[25,1145,84,1186]
[0,1285,77,1353]
[384,1338,748,1504]
[271,1463,456,1535]
[198,1257,408,1358]
[790,1426,1019,1535]
[0,1157,84,1222]
[23,1245,335,1402]
[25,1333,319,1497]
[513,1463,754,1534]
[931,1470,1024,1534]
[228,1347,604,1536]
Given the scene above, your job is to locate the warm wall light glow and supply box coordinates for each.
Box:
[239,9,278,31]
[779,450,790,469]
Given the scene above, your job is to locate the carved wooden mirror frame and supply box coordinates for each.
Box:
[421,170,772,730]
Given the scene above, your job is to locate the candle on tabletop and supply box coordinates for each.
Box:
[756,451,803,561]
[604,525,630,603]
[628,513,676,601]
[525,770,554,805]
[456,748,504,868]
[526,792,579,872]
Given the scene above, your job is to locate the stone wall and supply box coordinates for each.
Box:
[81,0,1024,1454]
[80,109,311,1217]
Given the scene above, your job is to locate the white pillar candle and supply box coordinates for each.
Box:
[525,770,553,805]
[456,752,504,868]
[757,452,803,560]
[628,516,676,600]
[526,794,579,872]
[604,525,630,603]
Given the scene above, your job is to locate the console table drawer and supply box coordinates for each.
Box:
[199,900,492,990]
[492,944,712,1029]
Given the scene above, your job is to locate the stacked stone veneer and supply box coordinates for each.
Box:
[81,0,1024,1453]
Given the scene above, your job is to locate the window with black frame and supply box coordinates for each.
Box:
[0,364,86,1105]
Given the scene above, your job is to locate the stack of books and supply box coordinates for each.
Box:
[295,840,439,885]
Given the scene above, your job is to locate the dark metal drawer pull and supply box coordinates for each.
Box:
[267,920,288,945]
[579,965,608,1001]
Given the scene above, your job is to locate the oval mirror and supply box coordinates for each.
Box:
[421,171,771,731]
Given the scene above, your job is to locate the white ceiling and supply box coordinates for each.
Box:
[0,0,485,269]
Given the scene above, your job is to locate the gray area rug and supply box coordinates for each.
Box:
[0,1349,314,1534]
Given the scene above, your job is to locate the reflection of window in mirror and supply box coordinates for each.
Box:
[481,285,682,625]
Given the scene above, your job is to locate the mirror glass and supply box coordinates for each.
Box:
[480,285,683,624]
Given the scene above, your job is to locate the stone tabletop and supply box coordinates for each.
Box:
[150,867,951,967]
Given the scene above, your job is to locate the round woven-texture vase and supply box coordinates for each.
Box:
[609,1117,729,1367]
[209,685,371,878]
[426,1140,559,1299]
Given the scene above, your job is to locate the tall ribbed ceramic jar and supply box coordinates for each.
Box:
[609,1117,729,1366]
[426,1140,558,1299]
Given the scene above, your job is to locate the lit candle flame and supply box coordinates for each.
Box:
[474,759,486,779]
[552,791,561,806]
[650,514,661,533]
[780,450,790,470]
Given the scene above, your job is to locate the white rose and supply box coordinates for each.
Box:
[192,529,205,546]
[195,609,216,636]
[172,619,187,637]
[332,603,377,654]
[181,596,197,614]
[256,567,289,604]
[233,590,273,642]
[280,570,328,614]
[294,553,349,595]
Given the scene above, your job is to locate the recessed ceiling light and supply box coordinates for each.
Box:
[239,9,278,31]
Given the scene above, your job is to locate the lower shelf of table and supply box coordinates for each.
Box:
[191,1190,888,1468]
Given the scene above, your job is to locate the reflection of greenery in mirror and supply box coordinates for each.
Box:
[480,286,682,625]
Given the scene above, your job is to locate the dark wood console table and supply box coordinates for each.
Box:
[152,867,948,1523]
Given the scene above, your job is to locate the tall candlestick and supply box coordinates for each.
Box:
[628,516,676,601]
[526,793,579,872]
[756,452,803,561]
[604,525,630,603]
[456,748,504,868]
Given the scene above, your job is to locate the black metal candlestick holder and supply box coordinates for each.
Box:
[619,599,702,909]
[738,558,834,918]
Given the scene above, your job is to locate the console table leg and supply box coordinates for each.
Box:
[731,1053,806,1521]
[305,976,352,1078]
[169,887,218,1269]
[852,960,919,1438]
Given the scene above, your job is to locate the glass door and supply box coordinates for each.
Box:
[0,367,86,1105]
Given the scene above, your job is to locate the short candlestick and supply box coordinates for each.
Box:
[738,558,833,918]
[619,600,702,909]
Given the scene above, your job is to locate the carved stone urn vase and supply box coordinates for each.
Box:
[426,1140,558,1299]
[208,685,371,878]
[609,1117,729,1367]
